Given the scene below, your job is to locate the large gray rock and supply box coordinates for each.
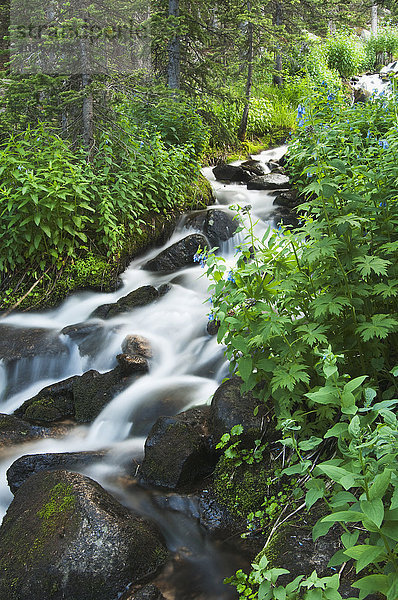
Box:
[240,159,267,176]
[7,451,107,494]
[212,164,251,183]
[0,470,168,600]
[143,234,208,272]
[139,406,215,490]
[184,209,238,249]
[210,377,276,447]
[247,173,290,190]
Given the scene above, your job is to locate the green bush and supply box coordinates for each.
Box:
[366,26,398,67]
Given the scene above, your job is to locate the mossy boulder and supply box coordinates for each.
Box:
[139,406,216,490]
[0,470,168,600]
[210,377,276,448]
[14,375,77,423]
[7,451,107,494]
[143,234,208,272]
[213,456,271,519]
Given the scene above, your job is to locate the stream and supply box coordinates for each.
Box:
[0,145,286,599]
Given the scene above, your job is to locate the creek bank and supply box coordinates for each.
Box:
[0,173,215,314]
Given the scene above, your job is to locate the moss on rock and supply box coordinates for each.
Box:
[213,456,271,519]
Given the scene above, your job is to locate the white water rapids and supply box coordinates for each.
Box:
[0,145,286,598]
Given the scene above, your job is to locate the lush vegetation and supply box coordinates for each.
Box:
[204,68,398,598]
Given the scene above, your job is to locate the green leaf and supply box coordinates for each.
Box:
[330,158,346,173]
[348,415,361,438]
[305,487,324,509]
[344,376,367,393]
[324,423,348,438]
[353,255,391,278]
[312,518,334,541]
[369,469,391,501]
[327,549,347,567]
[238,356,252,381]
[321,510,365,523]
[352,574,389,597]
[298,436,322,451]
[343,545,385,573]
[341,530,360,548]
[356,314,398,342]
[360,498,384,529]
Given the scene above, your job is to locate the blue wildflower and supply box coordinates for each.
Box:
[379,140,389,149]
[208,313,214,321]
[227,271,235,283]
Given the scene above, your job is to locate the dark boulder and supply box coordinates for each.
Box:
[210,377,276,447]
[143,234,208,273]
[273,190,298,208]
[139,406,216,490]
[100,286,160,319]
[212,164,251,183]
[126,584,166,600]
[0,325,67,363]
[72,367,136,423]
[60,322,102,342]
[267,160,285,174]
[247,173,290,191]
[240,159,267,176]
[14,375,77,423]
[0,414,51,449]
[88,303,115,320]
[7,450,107,494]
[184,209,238,249]
[0,470,168,600]
[207,318,220,336]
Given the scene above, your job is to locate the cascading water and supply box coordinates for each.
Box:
[0,145,286,598]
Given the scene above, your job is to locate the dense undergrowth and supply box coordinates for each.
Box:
[204,73,398,598]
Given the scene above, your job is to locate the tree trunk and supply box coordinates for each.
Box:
[80,40,94,153]
[168,0,180,90]
[371,4,378,35]
[238,1,253,141]
[273,1,283,87]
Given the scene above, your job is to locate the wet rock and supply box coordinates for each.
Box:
[129,390,191,438]
[72,367,136,423]
[212,164,251,183]
[14,375,77,423]
[207,318,220,336]
[117,354,149,376]
[240,159,267,176]
[0,325,67,363]
[273,190,298,208]
[0,414,49,449]
[143,234,208,273]
[122,335,153,359]
[139,406,216,490]
[247,173,290,190]
[105,286,160,319]
[184,209,238,249]
[60,322,102,342]
[210,377,275,447]
[88,303,115,320]
[0,470,168,600]
[7,451,108,494]
[158,283,172,296]
[267,160,285,174]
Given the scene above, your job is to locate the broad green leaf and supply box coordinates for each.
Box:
[348,415,361,438]
[360,498,384,528]
[327,549,347,567]
[324,423,348,438]
[343,544,385,573]
[321,510,364,523]
[299,436,322,451]
[305,487,324,509]
[369,469,391,501]
[341,530,360,548]
[238,356,252,382]
[312,517,334,541]
[352,574,389,597]
[344,376,368,393]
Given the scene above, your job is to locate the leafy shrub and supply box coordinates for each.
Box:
[366,26,398,67]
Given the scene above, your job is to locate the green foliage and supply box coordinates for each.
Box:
[324,33,368,78]
[366,27,398,68]
[207,80,398,599]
